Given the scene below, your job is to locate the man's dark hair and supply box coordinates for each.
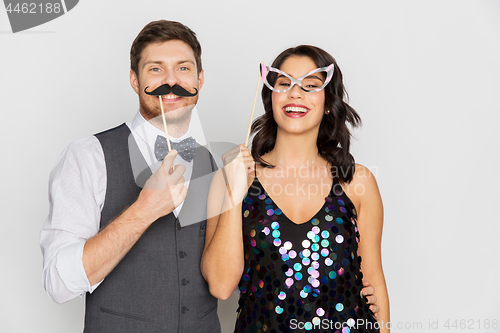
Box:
[130,20,202,77]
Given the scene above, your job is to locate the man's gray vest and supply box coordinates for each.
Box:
[84,124,220,333]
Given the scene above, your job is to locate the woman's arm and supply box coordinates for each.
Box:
[200,145,253,300]
[345,164,390,332]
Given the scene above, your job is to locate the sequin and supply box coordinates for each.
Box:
[347,318,355,327]
[237,178,374,332]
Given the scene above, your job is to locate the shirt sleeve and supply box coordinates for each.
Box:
[40,136,106,303]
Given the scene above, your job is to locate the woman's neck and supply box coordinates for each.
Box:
[264,128,325,168]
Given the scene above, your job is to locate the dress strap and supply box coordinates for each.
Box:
[254,162,257,177]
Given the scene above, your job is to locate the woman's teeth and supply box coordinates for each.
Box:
[284,106,308,113]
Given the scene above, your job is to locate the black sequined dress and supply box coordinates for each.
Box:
[234,176,379,333]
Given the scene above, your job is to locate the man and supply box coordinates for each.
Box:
[41,20,219,333]
[40,20,380,332]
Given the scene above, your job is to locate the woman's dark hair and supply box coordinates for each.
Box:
[250,45,361,184]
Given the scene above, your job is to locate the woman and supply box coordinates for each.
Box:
[201,45,389,332]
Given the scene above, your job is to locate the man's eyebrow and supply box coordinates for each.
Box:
[142,60,195,69]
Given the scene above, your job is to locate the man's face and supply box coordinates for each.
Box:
[130,40,204,123]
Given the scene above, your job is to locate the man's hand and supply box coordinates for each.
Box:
[362,279,380,320]
[134,149,188,222]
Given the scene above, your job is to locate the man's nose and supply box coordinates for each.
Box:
[161,69,182,86]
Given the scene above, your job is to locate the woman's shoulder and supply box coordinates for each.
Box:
[341,163,382,212]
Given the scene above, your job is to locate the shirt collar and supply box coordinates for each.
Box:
[130,111,193,151]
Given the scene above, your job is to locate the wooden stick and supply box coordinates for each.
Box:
[244,66,262,147]
[159,96,175,171]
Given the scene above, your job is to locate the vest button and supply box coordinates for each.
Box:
[179,251,186,258]
[181,278,189,286]
[181,306,189,314]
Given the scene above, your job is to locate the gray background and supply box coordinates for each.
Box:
[1,0,499,332]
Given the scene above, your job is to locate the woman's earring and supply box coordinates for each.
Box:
[325,110,330,114]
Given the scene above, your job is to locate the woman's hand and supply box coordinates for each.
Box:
[221,144,254,206]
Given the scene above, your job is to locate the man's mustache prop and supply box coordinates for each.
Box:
[144,84,198,97]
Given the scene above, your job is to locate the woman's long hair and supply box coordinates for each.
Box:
[251,45,361,184]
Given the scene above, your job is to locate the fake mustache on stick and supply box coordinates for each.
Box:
[144,84,198,97]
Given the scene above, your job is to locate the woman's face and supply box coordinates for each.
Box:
[271,55,326,136]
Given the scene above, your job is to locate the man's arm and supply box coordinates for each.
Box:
[82,150,186,285]
[41,137,186,302]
